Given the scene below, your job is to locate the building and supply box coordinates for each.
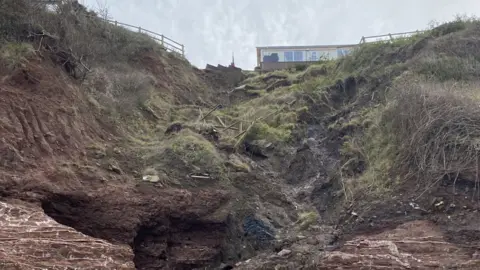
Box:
[256,44,358,71]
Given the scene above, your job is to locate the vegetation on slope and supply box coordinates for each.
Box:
[331,17,480,201]
[217,16,480,206]
[2,0,480,268]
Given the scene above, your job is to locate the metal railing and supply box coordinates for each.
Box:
[359,30,426,44]
[34,0,185,57]
[103,19,185,57]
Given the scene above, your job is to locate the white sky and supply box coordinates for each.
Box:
[80,0,480,70]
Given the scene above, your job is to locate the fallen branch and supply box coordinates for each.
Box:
[189,174,211,179]
[199,104,221,121]
[221,120,240,132]
[234,120,255,149]
[216,116,226,127]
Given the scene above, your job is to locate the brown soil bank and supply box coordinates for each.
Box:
[0,1,263,269]
[0,42,238,269]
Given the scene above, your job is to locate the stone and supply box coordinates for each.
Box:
[0,201,134,269]
[277,249,292,256]
[108,163,122,174]
[142,174,160,183]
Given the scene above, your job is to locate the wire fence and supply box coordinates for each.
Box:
[359,30,426,44]
[103,19,185,58]
[34,0,185,58]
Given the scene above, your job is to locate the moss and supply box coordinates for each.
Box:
[226,155,251,172]
[245,122,293,143]
[296,211,319,230]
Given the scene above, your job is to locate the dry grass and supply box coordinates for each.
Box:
[384,79,480,184]
[332,17,480,200]
[0,0,175,79]
[342,77,480,199]
[0,42,36,70]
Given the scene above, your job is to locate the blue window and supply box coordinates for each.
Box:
[284,51,293,62]
[293,51,303,61]
[310,51,318,61]
[337,48,350,57]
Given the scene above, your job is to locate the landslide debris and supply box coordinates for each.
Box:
[2,1,480,269]
[0,1,291,269]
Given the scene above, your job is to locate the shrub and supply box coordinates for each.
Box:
[428,15,472,37]
[347,79,480,197]
[294,64,308,72]
[384,81,480,183]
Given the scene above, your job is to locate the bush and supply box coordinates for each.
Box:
[384,81,480,183]
[428,16,470,38]
[348,79,480,196]
[294,64,308,72]
[0,0,30,41]
[0,0,168,77]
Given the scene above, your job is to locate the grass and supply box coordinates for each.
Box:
[340,107,398,198]
[169,129,225,175]
[330,16,480,201]
[0,42,35,70]
[213,63,344,146]
[340,75,480,200]
[414,55,480,81]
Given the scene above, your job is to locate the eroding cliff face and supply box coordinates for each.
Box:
[319,220,480,269]
[236,220,480,269]
[0,201,135,270]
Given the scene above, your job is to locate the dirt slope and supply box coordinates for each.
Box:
[0,2,294,269]
[0,44,234,269]
[3,2,480,270]
[221,18,480,269]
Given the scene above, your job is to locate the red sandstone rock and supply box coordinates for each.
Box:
[236,220,480,270]
[318,220,480,269]
[0,201,135,270]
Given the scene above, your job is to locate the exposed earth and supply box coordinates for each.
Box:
[1,1,480,269]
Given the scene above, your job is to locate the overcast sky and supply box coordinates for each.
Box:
[80,0,480,70]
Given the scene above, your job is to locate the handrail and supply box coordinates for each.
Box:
[103,19,185,57]
[35,1,186,57]
[359,30,425,44]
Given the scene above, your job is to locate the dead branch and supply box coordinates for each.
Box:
[199,104,221,121]
[216,116,226,127]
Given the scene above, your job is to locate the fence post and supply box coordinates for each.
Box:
[115,20,117,26]
[388,33,393,41]
[181,44,185,57]
[138,26,142,33]
[161,35,164,46]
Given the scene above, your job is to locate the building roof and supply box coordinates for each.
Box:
[256,44,358,50]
